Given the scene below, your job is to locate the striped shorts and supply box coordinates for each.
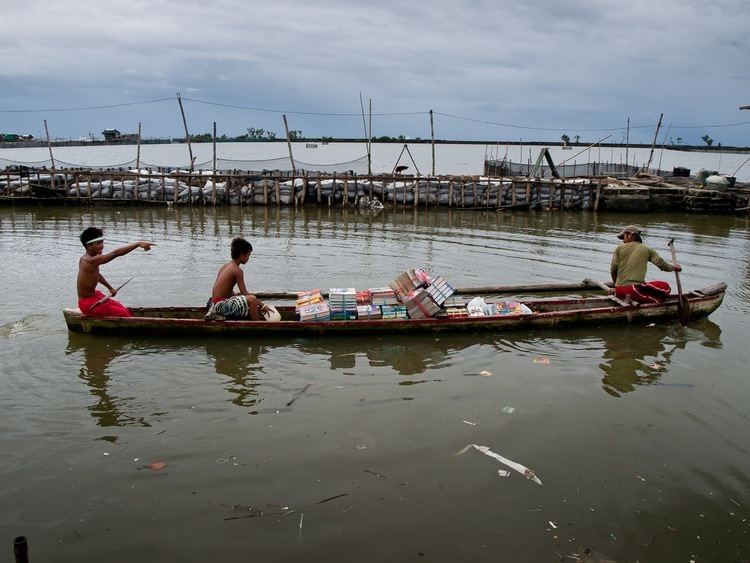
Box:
[214,295,249,319]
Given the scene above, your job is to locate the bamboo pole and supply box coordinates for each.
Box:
[368,99,372,177]
[249,281,614,300]
[644,112,664,173]
[625,117,630,168]
[212,122,217,206]
[282,114,296,175]
[135,122,142,170]
[360,93,371,176]
[430,109,435,176]
[43,119,56,191]
[176,93,194,172]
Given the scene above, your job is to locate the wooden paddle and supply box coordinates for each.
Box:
[89,277,133,311]
[667,239,690,326]
[582,278,630,307]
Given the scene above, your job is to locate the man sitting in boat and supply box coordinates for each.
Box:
[610,225,681,304]
[77,227,154,317]
[205,237,272,321]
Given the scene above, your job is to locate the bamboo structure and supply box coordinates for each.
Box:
[1,168,747,213]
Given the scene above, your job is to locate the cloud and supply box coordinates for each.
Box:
[1,0,749,144]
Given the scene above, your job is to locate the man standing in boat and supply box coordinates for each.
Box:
[77,227,155,317]
[610,225,681,304]
[206,237,273,321]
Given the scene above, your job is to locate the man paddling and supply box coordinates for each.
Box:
[77,227,155,317]
[610,225,681,304]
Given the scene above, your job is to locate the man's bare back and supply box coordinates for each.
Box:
[211,260,248,300]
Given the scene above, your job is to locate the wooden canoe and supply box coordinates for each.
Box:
[63,282,726,336]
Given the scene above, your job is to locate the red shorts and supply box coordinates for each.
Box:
[78,290,132,317]
[615,281,671,304]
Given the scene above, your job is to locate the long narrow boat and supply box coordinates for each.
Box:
[63,282,726,336]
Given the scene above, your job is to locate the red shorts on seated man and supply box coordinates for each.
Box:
[78,290,133,317]
[610,225,680,305]
[614,281,671,304]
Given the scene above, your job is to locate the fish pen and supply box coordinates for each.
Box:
[1,167,748,213]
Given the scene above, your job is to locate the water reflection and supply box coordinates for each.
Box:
[598,319,722,397]
[67,317,723,427]
[294,334,460,376]
[66,333,152,428]
[203,339,265,409]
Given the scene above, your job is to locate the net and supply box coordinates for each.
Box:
[0,154,369,174]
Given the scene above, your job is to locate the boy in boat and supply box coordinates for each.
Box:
[610,225,681,304]
[77,227,155,317]
[205,237,271,321]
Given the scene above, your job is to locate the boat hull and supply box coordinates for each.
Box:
[63,283,726,337]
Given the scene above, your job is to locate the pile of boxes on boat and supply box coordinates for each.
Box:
[294,268,532,322]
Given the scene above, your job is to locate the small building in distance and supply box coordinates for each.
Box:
[102,129,138,142]
[2,133,34,142]
[102,128,121,141]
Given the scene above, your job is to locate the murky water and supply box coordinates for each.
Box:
[1,205,749,562]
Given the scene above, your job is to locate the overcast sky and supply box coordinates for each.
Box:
[1,0,749,145]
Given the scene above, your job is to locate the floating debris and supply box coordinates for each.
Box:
[533,357,551,365]
[316,493,349,504]
[500,406,516,415]
[286,383,312,407]
[462,420,477,426]
[458,444,542,485]
[480,370,492,377]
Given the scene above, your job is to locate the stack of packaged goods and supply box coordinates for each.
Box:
[296,289,329,321]
[425,276,454,306]
[356,289,373,305]
[381,304,408,320]
[402,288,442,319]
[443,295,468,318]
[298,302,331,321]
[370,287,398,306]
[329,287,358,320]
[356,304,382,320]
[296,289,323,312]
[389,268,432,301]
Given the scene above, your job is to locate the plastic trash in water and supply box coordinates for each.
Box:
[458,444,543,485]
[500,406,516,415]
[480,370,492,377]
[532,357,550,365]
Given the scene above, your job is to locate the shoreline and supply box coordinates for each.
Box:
[2,138,748,153]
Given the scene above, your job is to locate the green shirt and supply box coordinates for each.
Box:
[610,242,674,286]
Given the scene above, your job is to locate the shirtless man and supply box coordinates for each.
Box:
[206,237,269,321]
[77,227,155,317]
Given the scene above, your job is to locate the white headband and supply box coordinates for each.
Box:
[85,236,104,245]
